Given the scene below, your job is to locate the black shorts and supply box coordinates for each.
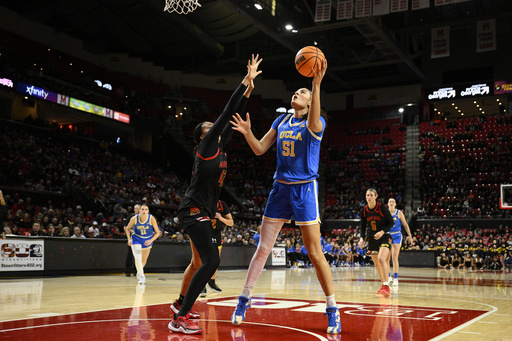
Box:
[177,207,219,248]
[368,233,392,253]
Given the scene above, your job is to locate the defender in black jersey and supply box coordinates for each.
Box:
[207,199,234,293]
[168,54,262,335]
[359,188,394,298]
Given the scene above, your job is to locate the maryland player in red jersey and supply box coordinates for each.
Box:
[359,188,394,298]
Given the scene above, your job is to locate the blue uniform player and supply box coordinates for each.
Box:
[125,204,161,285]
[387,198,413,286]
[231,58,341,334]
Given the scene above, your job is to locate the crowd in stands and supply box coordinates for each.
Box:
[323,119,406,219]
[0,190,262,248]
[418,115,512,218]
[2,26,512,273]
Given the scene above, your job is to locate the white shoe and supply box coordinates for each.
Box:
[388,277,393,285]
[393,279,398,286]
[138,275,146,284]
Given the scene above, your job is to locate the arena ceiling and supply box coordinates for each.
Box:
[3,0,512,94]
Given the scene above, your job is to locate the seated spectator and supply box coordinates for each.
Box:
[71,226,85,239]
[1,226,14,239]
[46,224,58,237]
[29,222,45,236]
[60,227,71,237]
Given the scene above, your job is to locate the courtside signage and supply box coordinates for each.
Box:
[1,239,44,271]
[271,247,286,266]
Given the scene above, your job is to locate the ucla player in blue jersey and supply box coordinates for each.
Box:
[230,58,341,334]
[125,204,161,284]
[387,198,413,286]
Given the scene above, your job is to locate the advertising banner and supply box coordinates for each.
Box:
[69,97,104,115]
[271,247,286,266]
[494,81,512,95]
[426,82,493,101]
[0,77,14,88]
[17,82,58,103]
[114,111,131,124]
[1,239,44,271]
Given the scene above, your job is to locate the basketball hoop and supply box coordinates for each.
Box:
[164,0,201,14]
[500,184,512,209]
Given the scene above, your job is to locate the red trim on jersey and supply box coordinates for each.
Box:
[364,202,384,218]
[196,148,220,160]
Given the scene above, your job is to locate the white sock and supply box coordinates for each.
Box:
[383,281,389,286]
[326,294,337,308]
[241,285,253,298]
[131,244,144,277]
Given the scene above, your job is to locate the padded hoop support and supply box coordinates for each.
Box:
[164,0,201,14]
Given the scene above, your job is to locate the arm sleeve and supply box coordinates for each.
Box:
[220,96,248,148]
[360,209,367,240]
[221,200,231,215]
[199,82,247,157]
[381,205,394,234]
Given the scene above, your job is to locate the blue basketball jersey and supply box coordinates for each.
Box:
[390,209,402,234]
[271,113,325,182]
[133,214,154,239]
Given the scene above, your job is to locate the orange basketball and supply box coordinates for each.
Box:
[295,46,325,77]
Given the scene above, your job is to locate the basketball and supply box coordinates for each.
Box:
[295,46,325,77]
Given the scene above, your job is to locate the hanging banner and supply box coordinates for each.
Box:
[355,0,372,17]
[391,0,408,12]
[476,19,496,53]
[431,26,450,58]
[337,0,353,20]
[373,0,390,16]
[315,0,332,22]
[435,0,453,5]
[412,0,429,10]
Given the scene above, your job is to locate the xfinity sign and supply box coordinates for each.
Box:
[17,82,58,103]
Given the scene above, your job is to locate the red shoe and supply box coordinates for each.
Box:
[168,314,203,334]
[171,300,200,319]
[376,285,385,295]
[379,285,391,298]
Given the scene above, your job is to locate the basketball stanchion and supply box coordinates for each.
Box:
[164,0,201,15]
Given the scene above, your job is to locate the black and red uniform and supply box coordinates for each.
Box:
[360,202,394,253]
[211,200,230,248]
[176,82,249,316]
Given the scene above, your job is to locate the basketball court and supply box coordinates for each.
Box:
[1,266,510,340]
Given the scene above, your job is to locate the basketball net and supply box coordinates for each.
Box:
[164,0,201,14]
